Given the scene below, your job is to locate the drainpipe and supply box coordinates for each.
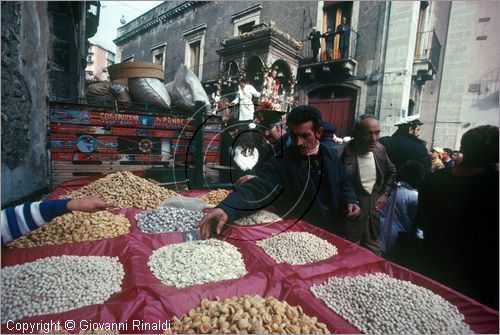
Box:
[430,1,452,148]
[375,1,391,118]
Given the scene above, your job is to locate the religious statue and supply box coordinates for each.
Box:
[262,68,280,100]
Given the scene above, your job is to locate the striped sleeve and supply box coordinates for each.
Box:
[1,199,69,244]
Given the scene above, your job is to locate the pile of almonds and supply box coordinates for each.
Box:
[6,211,130,248]
[64,171,178,209]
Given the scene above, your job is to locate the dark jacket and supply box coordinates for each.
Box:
[255,133,290,173]
[322,30,335,46]
[417,167,499,308]
[309,31,321,50]
[379,134,432,176]
[217,143,358,233]
[443,158,455,169]
[336,23,351,47]
[340,141,396,196]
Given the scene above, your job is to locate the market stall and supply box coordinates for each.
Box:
[1,174,498,334]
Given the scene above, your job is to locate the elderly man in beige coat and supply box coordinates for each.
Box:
[340,114,396,255]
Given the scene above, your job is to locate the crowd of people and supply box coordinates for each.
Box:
[205,105,499,309]
[2,104,497,310]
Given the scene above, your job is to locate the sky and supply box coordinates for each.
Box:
[92,1,164,53]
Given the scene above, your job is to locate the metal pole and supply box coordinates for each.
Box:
[193,100,204,189]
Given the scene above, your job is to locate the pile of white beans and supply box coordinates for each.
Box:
[310,273,474,334]
[148,239,247,288]
[2,255,124,321]
[233,210,282,226]
[256,232,338,265]
[135,206,204,233]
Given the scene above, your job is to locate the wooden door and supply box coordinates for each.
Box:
[309,98,355,137]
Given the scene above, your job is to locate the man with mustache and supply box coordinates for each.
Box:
[199,105,360,239]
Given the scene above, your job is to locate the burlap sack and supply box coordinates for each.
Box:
[85,81,114,103]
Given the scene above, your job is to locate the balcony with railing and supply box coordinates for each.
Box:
[413,30,441,84]
[297,29,359,84]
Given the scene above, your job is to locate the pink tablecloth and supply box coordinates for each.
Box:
[2,176,498,334]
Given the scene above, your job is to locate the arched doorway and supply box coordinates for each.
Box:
[308,85,357,137]
[225,61,239,77]
[244,56,265,87]
[271,59,292,93]
[220,61,240,97]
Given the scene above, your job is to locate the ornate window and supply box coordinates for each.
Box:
[231,4,262,36]
[151,43,167,70]
[183,25,207,78]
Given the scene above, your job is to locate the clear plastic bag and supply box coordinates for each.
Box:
[165,65,209,111]
[160,196,215,212]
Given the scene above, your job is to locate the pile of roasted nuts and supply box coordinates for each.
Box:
[6,211,130,248]
[170,294,330,334]
[64,171,178,209]
[200,189,229,205]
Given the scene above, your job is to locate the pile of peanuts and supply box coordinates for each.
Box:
[64,171,178,209]
[170,294,330,334]
[200,189,229,205]
[256,232,338,265]
[148,239,247,288]
[310,273,473,334]
[2,255,124,321]
[6,211,130,249]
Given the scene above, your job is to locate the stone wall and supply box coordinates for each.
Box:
[435,1,499,149]
[378,2,420,137]
[418,1,452,148]
[1,1,86,205]
[352,1,386,115]
[1,2,50,205]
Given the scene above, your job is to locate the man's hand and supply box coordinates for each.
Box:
[67,196,114,213]
[198,208,228,239]
[375,193,388,211]
[235,175,256,185]
[346,203,361,220]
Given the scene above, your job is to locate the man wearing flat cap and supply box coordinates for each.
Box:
[320,121,344,154]
[379,116,431,176]
[235,109,288,185]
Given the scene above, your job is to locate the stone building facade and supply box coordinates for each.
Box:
[1,1,99,205]
[432,1,499,149]
[114,1,498,145]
